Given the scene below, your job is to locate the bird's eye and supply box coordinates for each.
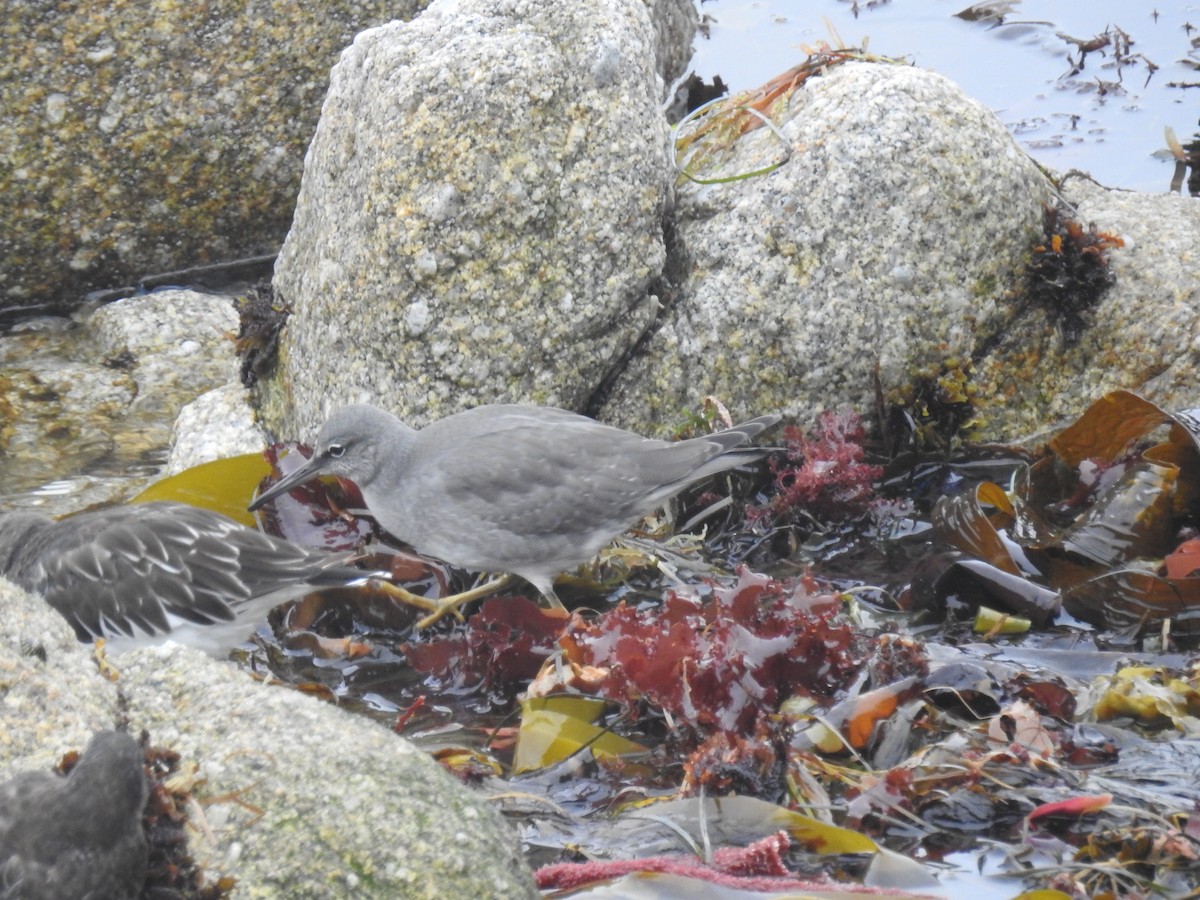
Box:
[327,444,346,459]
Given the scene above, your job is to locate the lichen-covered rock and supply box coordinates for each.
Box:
[0,1,421,314]
[261,0,689,437]
[598,59,1056,434]
[972,174,1200,441]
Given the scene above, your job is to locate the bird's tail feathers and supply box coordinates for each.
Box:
[703,414,782,452]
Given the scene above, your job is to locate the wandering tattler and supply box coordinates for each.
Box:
[0,730,147,900]
[0,500,380,656]
[249,403,781,627]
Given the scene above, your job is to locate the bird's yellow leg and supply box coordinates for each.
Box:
[370,574,513,629]
[368,578,451,614]
[413,575,514,629]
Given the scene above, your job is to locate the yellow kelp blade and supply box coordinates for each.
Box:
[1092,665,1200,734]
[513,696,647,774]
[131,453,270,527]
[973,605,1033,636]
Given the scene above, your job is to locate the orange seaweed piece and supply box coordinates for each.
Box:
[1027,793,1112,824]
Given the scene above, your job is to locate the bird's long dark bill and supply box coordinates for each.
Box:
[247,454,326,511]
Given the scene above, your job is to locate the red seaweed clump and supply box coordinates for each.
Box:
[751,410,881,525]
[404,596,567,693]
[558,568,863,741]
[535,831,801,893]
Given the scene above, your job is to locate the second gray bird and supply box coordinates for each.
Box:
[0,501,380,656]
[249,403,780,626]
[0,730,147,900]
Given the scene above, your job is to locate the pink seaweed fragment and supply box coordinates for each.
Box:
[534,830,925,895]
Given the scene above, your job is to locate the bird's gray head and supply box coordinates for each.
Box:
[308,405,401,482]
[248,404,414,511]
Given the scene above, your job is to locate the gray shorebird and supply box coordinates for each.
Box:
[0,730,147,900]
[249,403,780,627]
[0,500,379,656]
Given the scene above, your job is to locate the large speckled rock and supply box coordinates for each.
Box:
[598,60,1056,433]
[260,0,692,437]
[0,1,421,314]
[0,579,539,898]
[973,174,1200,441]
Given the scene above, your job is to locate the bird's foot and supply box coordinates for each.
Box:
[413,575,513,629]
[368,578,454,615]
[370,574,512,629]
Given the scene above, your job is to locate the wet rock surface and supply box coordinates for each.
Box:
[0,290,242,514]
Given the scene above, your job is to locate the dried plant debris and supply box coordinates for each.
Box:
[1020,205,1125,344]
[1057,24,1159,86]
[882,358,982,455]
[139,739,234,898]
[234,282,290,387]
[956,7,1160,88]
[673,45,906,184]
